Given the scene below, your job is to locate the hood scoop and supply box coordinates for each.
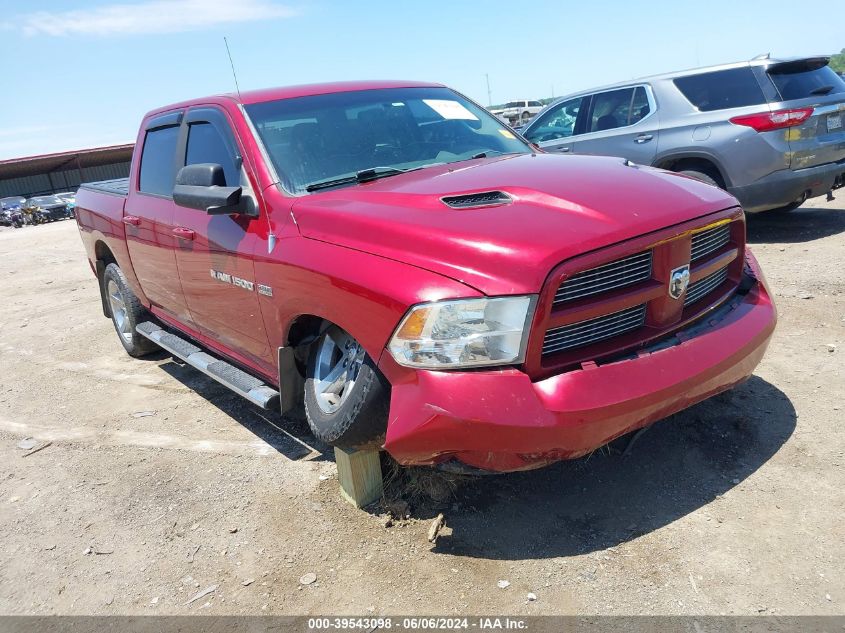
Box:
[441,190,512,209]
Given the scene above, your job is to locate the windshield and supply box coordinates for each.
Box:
[245,87,531,194]
[1,198,22,209]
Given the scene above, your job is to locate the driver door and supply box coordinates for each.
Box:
[523,96,588,155]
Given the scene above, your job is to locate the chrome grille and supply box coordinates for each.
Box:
[684,267,729,306]
[554,251,652,305]
[691,224,730,262]
[542,304,647,355]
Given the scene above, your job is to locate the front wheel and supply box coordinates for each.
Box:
[304,326,389,449]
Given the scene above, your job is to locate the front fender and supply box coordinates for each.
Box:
[253,236,483,364]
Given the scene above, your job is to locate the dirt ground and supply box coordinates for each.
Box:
[0,196,843,616]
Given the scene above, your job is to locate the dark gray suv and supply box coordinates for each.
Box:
[523,56,845,213]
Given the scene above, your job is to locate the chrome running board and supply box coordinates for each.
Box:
[136,321,280,410]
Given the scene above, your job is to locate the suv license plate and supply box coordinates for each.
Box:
[828,113,842,131]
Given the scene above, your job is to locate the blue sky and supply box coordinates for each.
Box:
[0,0,841,160]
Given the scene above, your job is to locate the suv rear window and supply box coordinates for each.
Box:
[767,61,845,101]
[674,67,766,112]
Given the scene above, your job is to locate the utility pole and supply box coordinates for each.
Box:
[485,74,492,107]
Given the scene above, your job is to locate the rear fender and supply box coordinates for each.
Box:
[653,150,732,188]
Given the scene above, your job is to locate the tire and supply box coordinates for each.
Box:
[678,169,720,188]
[304,325,389,449]
[767,200,803,214]
[102,263,157,358]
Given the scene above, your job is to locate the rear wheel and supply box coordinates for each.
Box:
[678,169,719,188]
[103,263,157,358]
[768,200,803,214]
[304,325,389,449]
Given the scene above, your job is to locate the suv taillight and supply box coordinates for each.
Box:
[729,107,813,132]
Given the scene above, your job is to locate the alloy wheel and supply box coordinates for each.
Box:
[313,328,366,414]
[107,279,132,344]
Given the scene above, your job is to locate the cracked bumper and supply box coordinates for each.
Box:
[379,252,777,473]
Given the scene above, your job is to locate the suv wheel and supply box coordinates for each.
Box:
[768,200,803,214]
[103,263,157,358]
[678,169,719,188]
[304,325,389,449]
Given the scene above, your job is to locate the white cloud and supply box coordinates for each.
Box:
[13,0,296,37]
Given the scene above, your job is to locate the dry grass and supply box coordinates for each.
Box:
[380,454,469,512]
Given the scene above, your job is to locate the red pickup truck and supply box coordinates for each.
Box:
[75,81,777,472]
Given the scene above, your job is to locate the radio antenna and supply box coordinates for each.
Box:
[223,36,242,100]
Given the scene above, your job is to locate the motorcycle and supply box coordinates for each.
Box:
[21,206,44,226]
[1,207,25,228]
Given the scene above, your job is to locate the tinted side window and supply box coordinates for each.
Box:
[768,64,845,100]
[589,88,635,132]
[525,97,583,142]
[674,67,766,112]
[185,122,238,186]
[139,126,180,196]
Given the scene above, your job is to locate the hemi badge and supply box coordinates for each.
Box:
[257,284,273,297]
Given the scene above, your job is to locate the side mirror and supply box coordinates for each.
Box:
[173,163,245,216]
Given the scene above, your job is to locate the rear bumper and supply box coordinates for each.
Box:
[730,159,845,213]
[380,252,776,473]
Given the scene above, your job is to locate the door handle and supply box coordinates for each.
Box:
[123,216,141,226]
[557,146,572,153]
[635,134,654,144]
[172,227,195,240]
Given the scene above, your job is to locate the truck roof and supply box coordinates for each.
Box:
[147,80,443,116]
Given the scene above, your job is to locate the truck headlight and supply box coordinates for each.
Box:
[388,296,536,369]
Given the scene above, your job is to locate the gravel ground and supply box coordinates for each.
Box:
[0,196,842,615]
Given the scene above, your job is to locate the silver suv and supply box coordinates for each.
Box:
[522,56,845,213]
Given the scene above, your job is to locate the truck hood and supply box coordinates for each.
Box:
[291,153,738,296]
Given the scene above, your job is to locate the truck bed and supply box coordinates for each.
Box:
[79,177,130,197]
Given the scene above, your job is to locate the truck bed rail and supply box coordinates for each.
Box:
[79,177,130,197]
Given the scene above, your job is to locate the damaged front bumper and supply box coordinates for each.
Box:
[378,251,777,473]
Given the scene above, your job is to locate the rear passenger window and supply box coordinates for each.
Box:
[139,126,179,196]
[629,87,651,124]
[589,88,635,132]
[185,122,239,187]
[674,67,766,112]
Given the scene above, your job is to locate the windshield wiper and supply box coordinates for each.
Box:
[810,85,834,95]
[470,150,513,159]
[305,166,409,192]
